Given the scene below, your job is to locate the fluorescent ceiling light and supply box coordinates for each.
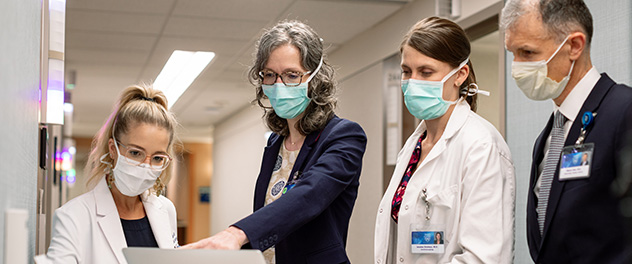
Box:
[154,50,215,108]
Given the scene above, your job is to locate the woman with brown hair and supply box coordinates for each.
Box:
[374,17,515,263]
[41,84,180,263]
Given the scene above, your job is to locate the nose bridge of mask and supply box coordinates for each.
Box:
[305,55,324,83]
[545,35,571,64]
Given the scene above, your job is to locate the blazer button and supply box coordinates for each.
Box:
[379,208,383,213]
[404,205,409,210]
[400,257,404,262]
[377,259,381,264]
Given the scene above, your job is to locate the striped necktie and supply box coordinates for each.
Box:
[537,110,567,234]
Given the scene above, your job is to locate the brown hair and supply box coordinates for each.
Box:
[84,84,179,195]
[401,16,478,111]
[249,20,336,136]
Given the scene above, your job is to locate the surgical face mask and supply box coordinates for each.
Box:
[262,56,323,119]
[511,36,575,101]
[401,59,469,120]
[100,135,162,197]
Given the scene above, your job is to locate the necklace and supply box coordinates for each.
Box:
[286,136,304,149]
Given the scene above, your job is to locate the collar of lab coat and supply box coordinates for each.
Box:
[412,99,470,168]
[93,177,173,263]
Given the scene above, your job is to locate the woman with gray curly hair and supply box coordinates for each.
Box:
[183,20,367,264]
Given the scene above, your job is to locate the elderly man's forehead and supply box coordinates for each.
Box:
[507,11,551,39]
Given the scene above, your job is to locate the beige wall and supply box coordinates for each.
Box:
[336,63,384,263]
[471,30,503,135]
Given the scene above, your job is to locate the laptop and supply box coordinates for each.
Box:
[123,247,266,264]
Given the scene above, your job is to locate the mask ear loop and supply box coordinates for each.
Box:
[442,58,470,104]
[305,55,324,83]
[545,35,571,64]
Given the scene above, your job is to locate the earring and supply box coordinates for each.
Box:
[154,177,164,196]
[107,174,115,189]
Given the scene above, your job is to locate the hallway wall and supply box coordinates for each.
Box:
[0,0,41,261]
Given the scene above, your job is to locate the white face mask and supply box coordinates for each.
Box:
[511,36,575,101]
[100,136,162,197]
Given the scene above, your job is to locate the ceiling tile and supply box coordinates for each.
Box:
[173,0,294,21]
[66,30,156,51]
[65,48,149,65]
[284,1,403,44]
[67,0,176,15]
[67,10,166,35]
[163,17,264,40]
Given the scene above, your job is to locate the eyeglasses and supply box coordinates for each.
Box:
[258,70,311,87]
[115,140,172,171]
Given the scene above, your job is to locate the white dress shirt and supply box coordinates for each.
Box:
[534,66,600,198]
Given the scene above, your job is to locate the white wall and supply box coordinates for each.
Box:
[0,0,41,261]
[211,105,268,234]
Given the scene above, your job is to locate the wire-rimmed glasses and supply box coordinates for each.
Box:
[115,141,172,171]
[258,70,312,87]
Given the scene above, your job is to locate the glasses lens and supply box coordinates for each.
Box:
[150,154,171,170]
[260,71,277,85]
[281,72,303,87]
[123,147,146,165]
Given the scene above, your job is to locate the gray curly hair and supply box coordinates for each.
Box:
[248,20,337,136]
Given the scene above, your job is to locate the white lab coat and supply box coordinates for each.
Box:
[374,100,515,264]
[41,177,179,264]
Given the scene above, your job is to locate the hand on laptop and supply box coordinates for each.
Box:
[180,226,249,250]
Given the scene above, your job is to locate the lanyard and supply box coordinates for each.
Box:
[575,111,596,145]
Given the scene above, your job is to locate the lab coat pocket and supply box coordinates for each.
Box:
[423,185,458,242]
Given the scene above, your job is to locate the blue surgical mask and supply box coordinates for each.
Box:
[401,59,469,120]
[262,56,324,119]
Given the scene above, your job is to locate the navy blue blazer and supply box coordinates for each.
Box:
[233,116,367,264]
[527,73,632,263]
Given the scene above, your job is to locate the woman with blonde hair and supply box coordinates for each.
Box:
[42,84,180,264]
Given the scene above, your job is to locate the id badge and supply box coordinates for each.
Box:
[559,143,594,181]
[411,224,445,254]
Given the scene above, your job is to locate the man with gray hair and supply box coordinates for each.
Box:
[502,0,632,263]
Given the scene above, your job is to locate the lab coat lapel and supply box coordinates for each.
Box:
[142,193,172,248]
[541,74,613,243]
[254,134,283,210]
[94,178,127,264]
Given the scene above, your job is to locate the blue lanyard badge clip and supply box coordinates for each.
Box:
[575,111,596,146]
[282,171,301,195]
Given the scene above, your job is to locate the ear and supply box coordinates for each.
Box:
[108,138,117,158]
[454,64,470,87]
[568,32,586,61]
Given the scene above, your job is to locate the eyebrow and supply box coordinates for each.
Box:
[262,67,305,73]
[127,143,168,155]
[400,63,435,71]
